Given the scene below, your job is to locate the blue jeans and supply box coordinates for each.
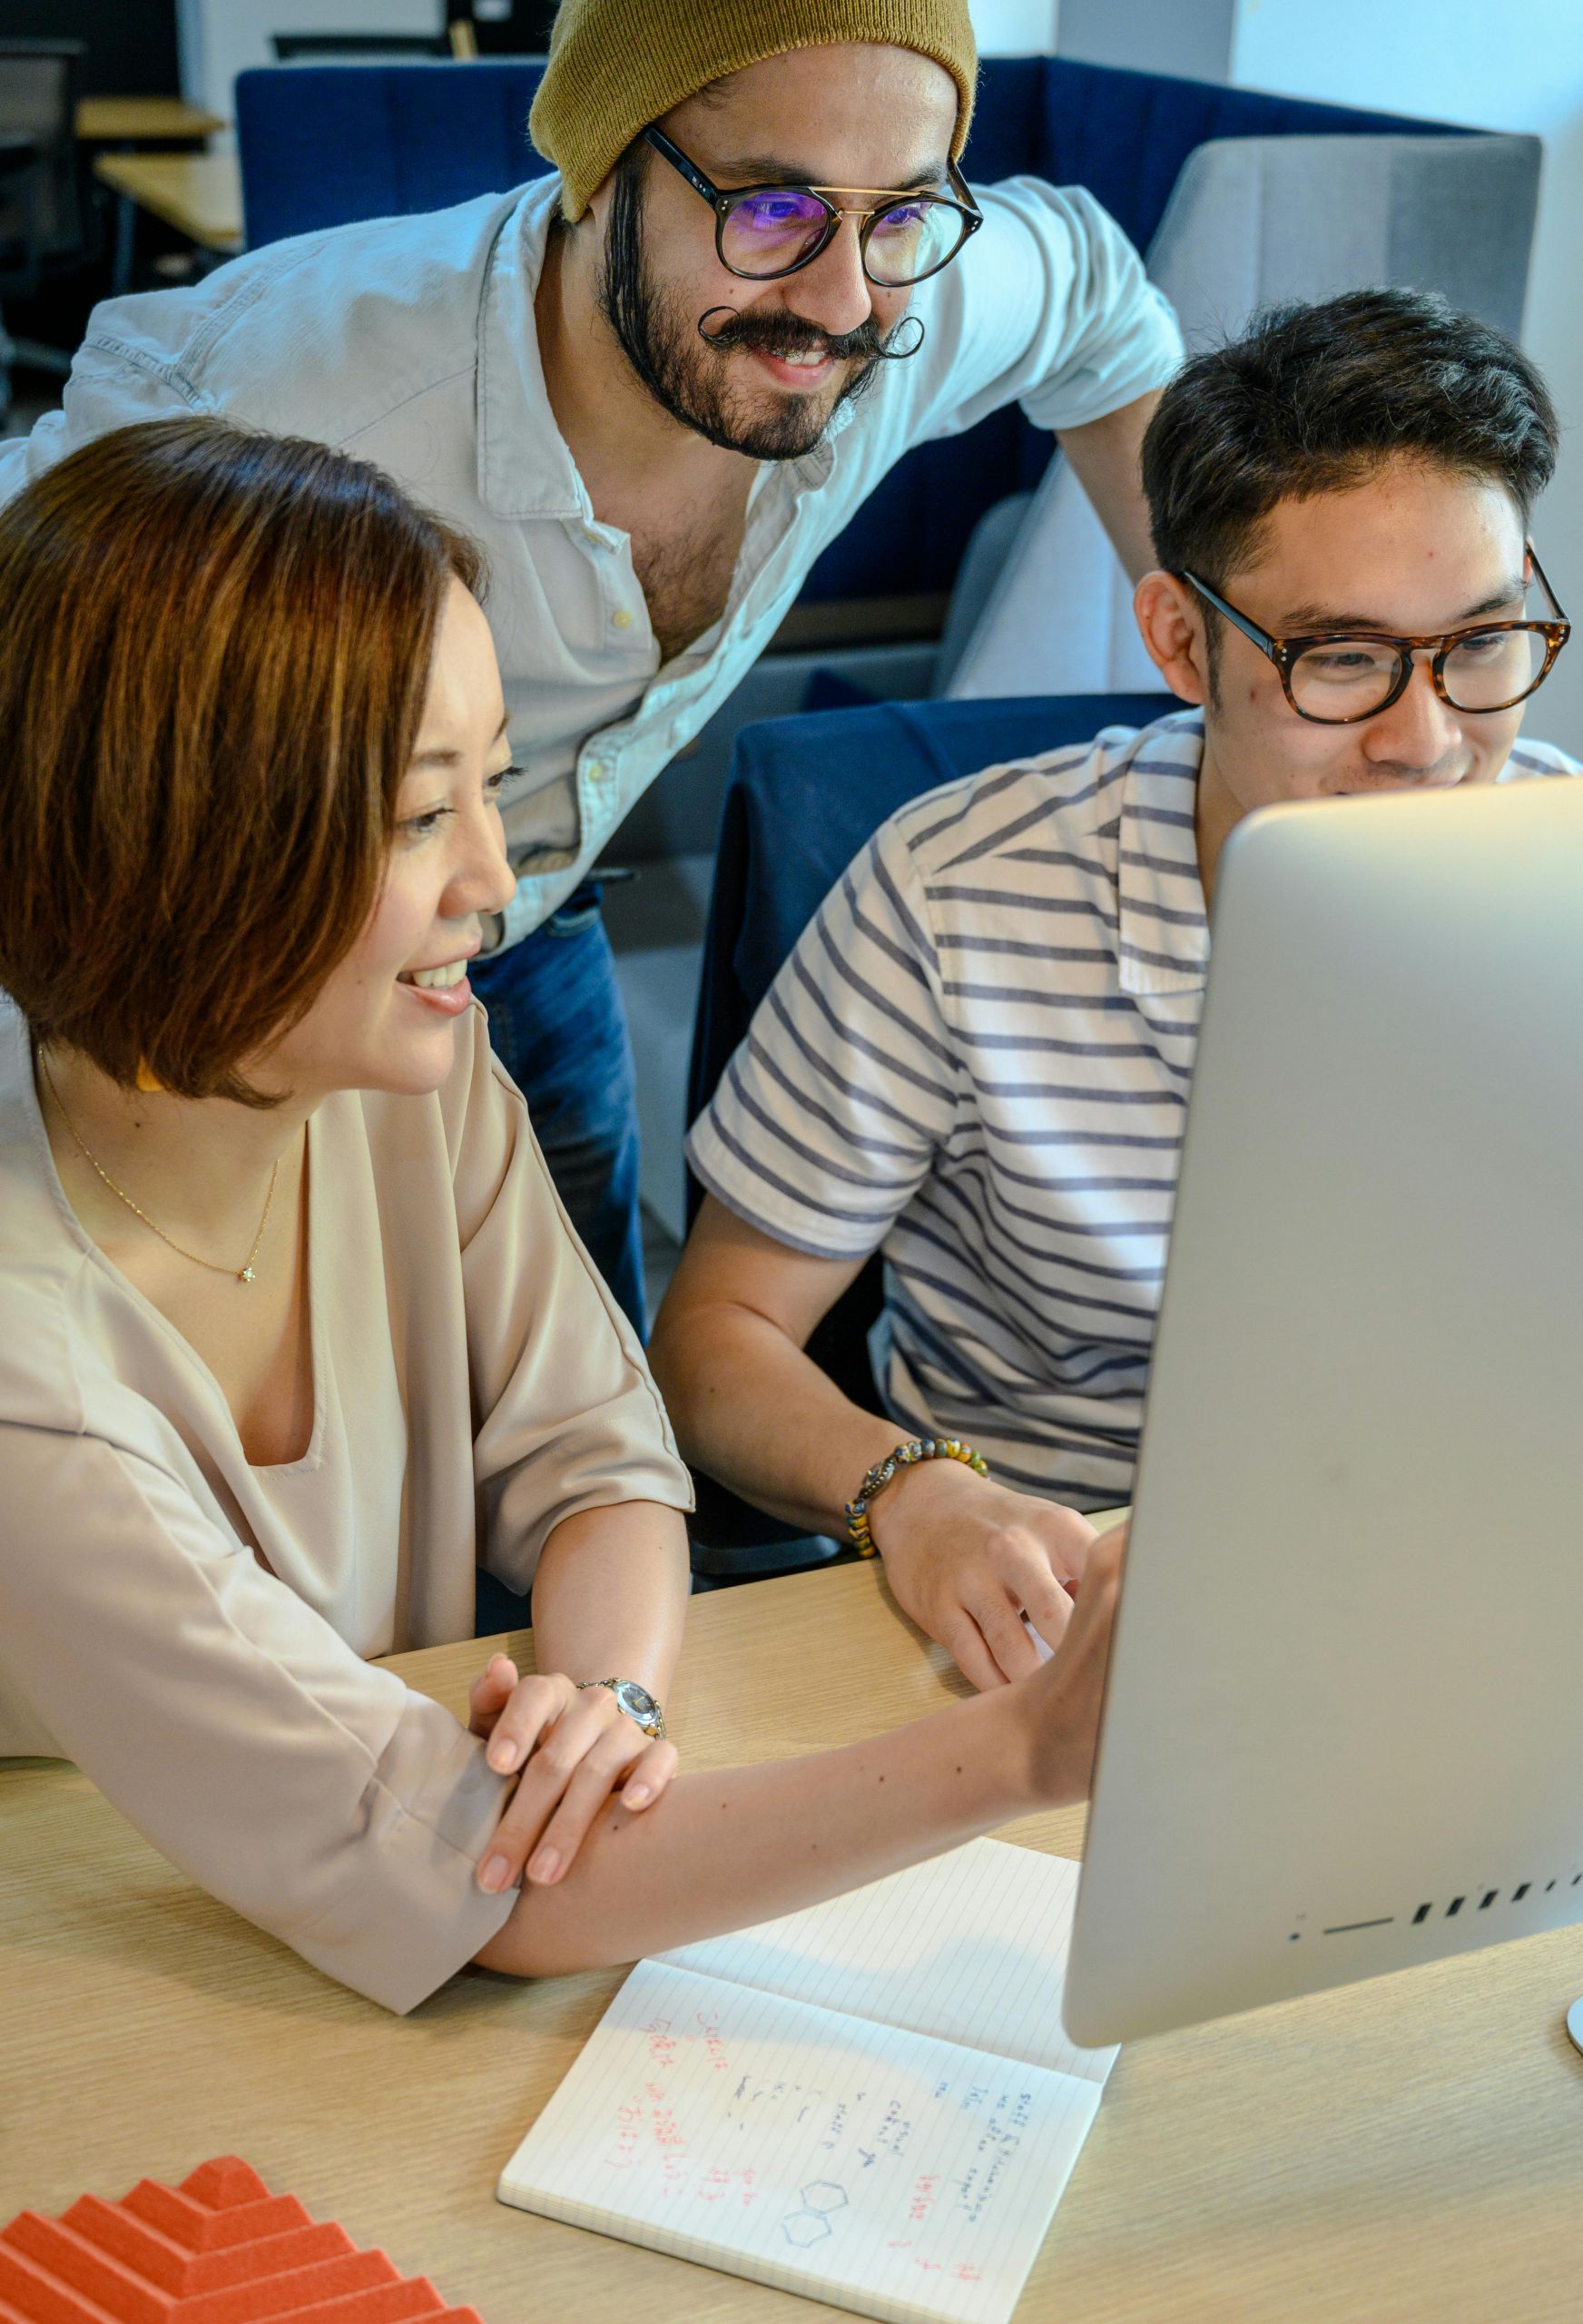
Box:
[469,886,646,1640]
[469,883,645,1336]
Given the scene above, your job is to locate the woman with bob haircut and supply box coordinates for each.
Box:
[0,419,1120,2014]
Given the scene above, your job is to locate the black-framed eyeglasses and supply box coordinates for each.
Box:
[1179,551,1571,724]
[642,125,983,289]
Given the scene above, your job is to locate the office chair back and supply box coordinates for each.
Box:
[270,35,452,62]
[0,40,85,276]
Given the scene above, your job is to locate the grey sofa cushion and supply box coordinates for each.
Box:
[946,130,1541,703]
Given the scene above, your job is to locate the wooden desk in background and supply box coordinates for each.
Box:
[75,99,226,145]
[5,1559,1583,2323]
[92,152,242,295]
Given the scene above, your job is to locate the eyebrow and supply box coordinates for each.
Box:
[1275,580,1528,634]
[409,711,510,770]
[717,153,949,194]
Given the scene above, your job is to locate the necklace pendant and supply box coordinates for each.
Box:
[239,1266,256,1285]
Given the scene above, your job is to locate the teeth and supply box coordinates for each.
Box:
[779,350,826,367]
[408,960,468,990]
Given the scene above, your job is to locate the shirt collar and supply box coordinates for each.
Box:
[1113,710,1211,997]
[477,175,591,520]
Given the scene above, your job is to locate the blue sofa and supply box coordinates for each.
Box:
[235,54,1465,617]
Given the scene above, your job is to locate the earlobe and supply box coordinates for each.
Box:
[1133,570,1209,708]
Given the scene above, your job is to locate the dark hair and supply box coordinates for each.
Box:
[1143,288,1558,587]
[0,419,484,1105]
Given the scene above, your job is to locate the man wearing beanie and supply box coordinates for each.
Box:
[0,0,1181,1343]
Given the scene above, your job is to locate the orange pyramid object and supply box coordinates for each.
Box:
[0,2157,487,2324]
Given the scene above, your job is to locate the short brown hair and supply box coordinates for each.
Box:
[0,419,483,1104]
[1144,288,1558,587]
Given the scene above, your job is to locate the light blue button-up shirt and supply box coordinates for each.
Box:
[0,172,1181,944]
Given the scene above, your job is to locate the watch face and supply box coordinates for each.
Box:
[613,1680,658,1723]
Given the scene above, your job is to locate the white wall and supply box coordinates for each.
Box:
[1229,0,1583,754]
[182,3,1061,113]
[177,0,444,124]
[968,0,1059,55]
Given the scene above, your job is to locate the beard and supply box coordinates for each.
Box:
[594,145,900,461]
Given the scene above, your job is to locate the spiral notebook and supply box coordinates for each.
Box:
[497,1839,1117,2324]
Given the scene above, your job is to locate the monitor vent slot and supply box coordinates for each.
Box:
[1397,1877,1575,1930]
[1303,1874,1577,1945]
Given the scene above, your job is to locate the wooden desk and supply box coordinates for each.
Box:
[93,152,242,294]
[93,153,241,254]
[5,1560,1583,2322]
[76,99,226,145]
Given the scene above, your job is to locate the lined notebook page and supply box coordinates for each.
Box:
[497,1958,1103,2324]
[661,1840,1112,2081]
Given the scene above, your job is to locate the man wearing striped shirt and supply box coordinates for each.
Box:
[650,290,1578,1689]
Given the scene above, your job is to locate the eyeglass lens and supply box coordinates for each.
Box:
[1289,625,1552,720]
[720,191,968,285]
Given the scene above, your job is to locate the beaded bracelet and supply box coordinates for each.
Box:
[845,1435,990,1556]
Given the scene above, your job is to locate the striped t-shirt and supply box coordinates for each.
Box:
[687,711,1578,1509]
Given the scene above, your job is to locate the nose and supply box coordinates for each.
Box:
[784,213,882,340]
[1361,653,1464,775]
[445,798,516,922]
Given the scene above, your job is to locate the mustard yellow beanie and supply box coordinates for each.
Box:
[529,0,978,222]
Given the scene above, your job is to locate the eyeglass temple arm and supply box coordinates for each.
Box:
[1180,571,1280,659]
[643,126,722,208]
[1526,542,1570,626]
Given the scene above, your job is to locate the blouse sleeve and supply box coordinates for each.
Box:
[0,1420,516,2014]
[439,1007,694,1594]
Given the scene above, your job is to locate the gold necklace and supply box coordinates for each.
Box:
[41,1058,280,1286]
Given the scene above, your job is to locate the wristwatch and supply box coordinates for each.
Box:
[576,1677,666,1740]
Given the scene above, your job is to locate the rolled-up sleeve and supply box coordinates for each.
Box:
[0,1423,516,2014]
[904,176,1183,445]
[442,1010,694,1594]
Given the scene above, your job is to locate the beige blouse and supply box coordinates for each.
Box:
[0,999,693,2012]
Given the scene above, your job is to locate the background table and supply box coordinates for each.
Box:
[5,1559,1583,2322]
[92,151,242,292]
[76,99,226,145]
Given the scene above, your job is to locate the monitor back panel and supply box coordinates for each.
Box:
[1063,778,1583,2047]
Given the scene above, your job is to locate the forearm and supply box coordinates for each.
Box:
[653,1299,898,1540]
[1057,388,1162,582]
[476,1679,1037,1976]
[524,1500,690,1699]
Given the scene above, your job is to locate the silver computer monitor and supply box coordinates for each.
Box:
[1062,775,1583,2049]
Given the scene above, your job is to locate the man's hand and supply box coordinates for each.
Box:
[468,1658,678,1895]
[869,1460,1098,1689]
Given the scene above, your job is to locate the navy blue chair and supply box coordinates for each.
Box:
[234,56,1463,619]
[683,690,1175,1572]
[237,58,549,245]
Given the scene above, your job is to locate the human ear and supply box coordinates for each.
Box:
[1133,570,1210,707]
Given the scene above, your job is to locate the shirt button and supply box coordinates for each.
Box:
[612,607,634,631]
[585,759,608,783]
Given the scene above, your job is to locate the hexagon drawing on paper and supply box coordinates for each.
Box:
[782,2210,833,2247]
[801,2181,849,2214]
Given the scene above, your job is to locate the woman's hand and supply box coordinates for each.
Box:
[467,1657,678,1895]
[1021,1520,1126,1807]
[869,1460,1098,1689]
